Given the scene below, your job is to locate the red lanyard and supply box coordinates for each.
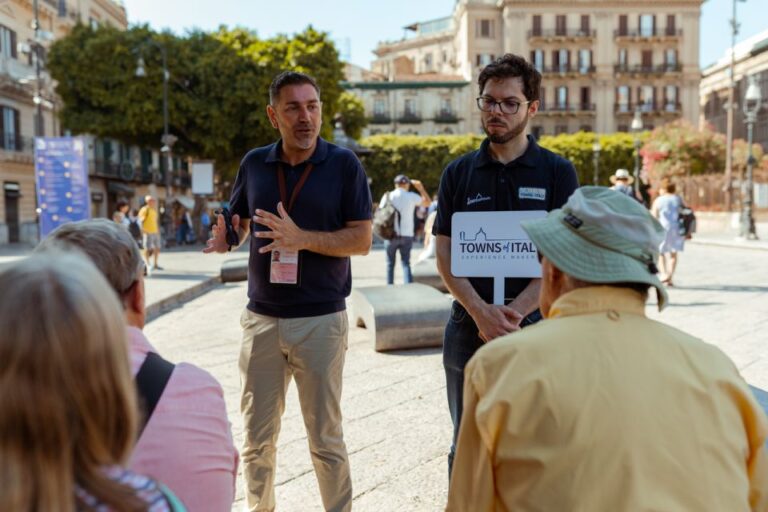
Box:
[277,163,314,214]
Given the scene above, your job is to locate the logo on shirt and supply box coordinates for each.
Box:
[467,193,492,206]
[519,187,546,201]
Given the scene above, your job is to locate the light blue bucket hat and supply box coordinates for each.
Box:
[521,186,669,310]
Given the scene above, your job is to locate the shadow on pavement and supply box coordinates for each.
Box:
[675,285,768,293]
[666,301,723,308]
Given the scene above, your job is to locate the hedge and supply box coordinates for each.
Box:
[359,131,649,201]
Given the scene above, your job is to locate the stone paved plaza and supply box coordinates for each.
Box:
[142,242,768,511]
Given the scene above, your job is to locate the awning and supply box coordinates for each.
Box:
[172,196,195,209]
[107,181,135,196]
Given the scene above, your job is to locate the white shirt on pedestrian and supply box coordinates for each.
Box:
[379,188,422,237]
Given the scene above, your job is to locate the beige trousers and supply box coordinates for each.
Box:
[239,308,351,512]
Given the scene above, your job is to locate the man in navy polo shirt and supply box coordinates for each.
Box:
[204,71,372,512]
[433,54,579,477]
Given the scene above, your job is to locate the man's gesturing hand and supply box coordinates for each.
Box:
[252,202,305,253]
[470,302,524,342]
[203,212,241,254]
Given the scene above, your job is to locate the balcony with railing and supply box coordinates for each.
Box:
[0,133,34,155]
[614,63,682,75]
[397,111,422,124]
[614,28,683,39]
[538,103,596,115]
[433,110,460,123]
[539,65,596,76]
[369,113,392,124]
[614,102,682,114]
[528,28,596,40]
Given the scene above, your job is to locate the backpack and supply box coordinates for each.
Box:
[678,202,696,239]
[128,219,142,240]
[372,192,400,241]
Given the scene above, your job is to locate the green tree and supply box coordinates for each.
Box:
[48,24,344,180]
[336,92,367,139]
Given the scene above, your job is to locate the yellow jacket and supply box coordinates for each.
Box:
[447,286,768,512]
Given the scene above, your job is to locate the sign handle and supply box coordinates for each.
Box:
[493,276,504,306]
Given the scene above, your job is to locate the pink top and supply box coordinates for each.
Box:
[127,327,238,512]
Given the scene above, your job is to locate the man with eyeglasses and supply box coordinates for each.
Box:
[432,53,579,477]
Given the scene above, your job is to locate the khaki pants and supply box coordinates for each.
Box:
[239,308,351,512]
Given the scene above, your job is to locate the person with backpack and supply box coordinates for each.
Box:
[378,174,431,285]
[651,178,686,287]
[37,219,239,512]
[128,208,144,249]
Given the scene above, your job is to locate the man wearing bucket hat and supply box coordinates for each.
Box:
[447,187,768,511]
[609,168,638,200]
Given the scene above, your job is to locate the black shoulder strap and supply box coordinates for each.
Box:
[135,352,175,438]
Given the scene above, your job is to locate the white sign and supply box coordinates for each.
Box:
[451,210,547,305]
[191,161,214,195]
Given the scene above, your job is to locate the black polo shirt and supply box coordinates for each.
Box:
[433,135,579,304]
[230,137,372,318]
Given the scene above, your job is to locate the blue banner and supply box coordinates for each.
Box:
[34,137,91,237]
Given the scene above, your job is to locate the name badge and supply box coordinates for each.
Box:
[269,249,300,285]
[519,187,546,201]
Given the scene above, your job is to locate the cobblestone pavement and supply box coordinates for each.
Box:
[144,242,767,512]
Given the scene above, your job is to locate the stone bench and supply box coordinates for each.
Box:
[350,283,451,352]
[411,258,447,293]
[220,257,248,283]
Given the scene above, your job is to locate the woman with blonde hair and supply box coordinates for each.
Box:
[0,253,186,511]
[651,178,685,286]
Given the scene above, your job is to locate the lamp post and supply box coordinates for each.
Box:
[592,139,601,185]
[740,75,761,239]
[725,0,748,211]
[631,110,643,196]
[136,42,176,198]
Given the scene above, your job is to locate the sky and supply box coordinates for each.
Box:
[122,0,767,70]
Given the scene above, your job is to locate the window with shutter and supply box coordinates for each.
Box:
[666,14,676,35]
[642,50,653,70]
[556,15,567,36]
[532,15,542,36]
[619,15,628,36]
[581,15,590,35]
[639,15,654,37]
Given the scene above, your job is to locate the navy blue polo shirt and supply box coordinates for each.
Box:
[230,137,372,318]
[433,135,579,304]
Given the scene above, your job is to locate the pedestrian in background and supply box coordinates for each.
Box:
[204,70,372,512]
[609,168,638,199]
[0,253,187,511]
[379,174,431,284]
[113,199,131,227]
[651,178,685,286]
[433,53,579,476]
[200,209,211,243]
[139,195,163,273]
[38,219,238,511]
[447,187,768,511]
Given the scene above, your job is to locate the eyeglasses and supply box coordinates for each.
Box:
[476,97,530,115]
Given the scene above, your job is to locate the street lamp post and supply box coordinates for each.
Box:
[725,0,748,211]
[592,139,601,185]
[631,110,643,197]
[740,75,761,239]
[136,42,176,198]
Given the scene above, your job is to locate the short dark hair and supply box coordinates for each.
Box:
[478,54,541,103]
[269,71,321,105]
